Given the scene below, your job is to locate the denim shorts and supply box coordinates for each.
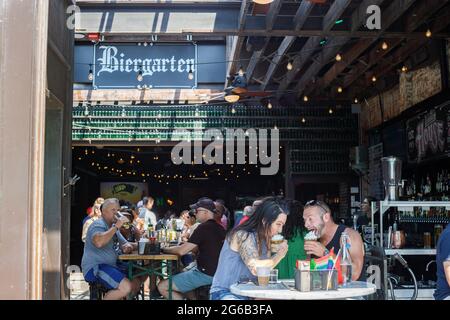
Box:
[210,289,250,300]
[84,264,126,290]
[172,266,213,293]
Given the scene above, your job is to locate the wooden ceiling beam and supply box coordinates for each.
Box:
[260,0,314,90]
[300,0,421,97]
[277,0,352,94]
[245,0,283,82]
[342,0,450,89]
[225,0,251,88]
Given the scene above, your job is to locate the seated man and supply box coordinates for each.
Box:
[434,223,450,300]
[158,198,226,300]
[302,200,365,281]
[81,198,142,300]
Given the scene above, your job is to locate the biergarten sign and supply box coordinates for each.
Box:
[92,43,197,89]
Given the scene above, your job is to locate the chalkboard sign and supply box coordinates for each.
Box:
[369,143,384,200]
[407,102,450,163]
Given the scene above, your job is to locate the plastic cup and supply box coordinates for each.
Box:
[138,240,147,255]
[256,267,271,286]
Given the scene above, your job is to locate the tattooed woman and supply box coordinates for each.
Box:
[210,197,289,300]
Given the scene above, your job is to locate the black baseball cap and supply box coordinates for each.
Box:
[189,198,216,214]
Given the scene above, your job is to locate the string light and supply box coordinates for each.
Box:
[335,54,342,62]
[301,117,306,123]
[401,66,408,73]
[337,87,343,93]
[238,66,244,76]
[372,76,377,82]
[381,42,388,50]
[231,107,236,114]
[303,95,309,102]
[426,29,432,38]
[267,100,273,109]
[354,98,359,104]
[286,60,293,71]
[88,65,94,81]
[121,107,126,117]
[329,108,333,114]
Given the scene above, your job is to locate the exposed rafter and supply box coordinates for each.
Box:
[277,0,352,95]
[260,0,314,90]
[372,5,450,83]
[245,0,283,82]
[298,0,420,97]
[225,0,251,88]
[314,0,447,95]
[341,0,450,90]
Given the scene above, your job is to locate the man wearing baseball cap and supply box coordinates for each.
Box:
[157,197,226,300]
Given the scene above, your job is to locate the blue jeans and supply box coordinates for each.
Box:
[210,289,250,300]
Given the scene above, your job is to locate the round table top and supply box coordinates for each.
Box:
[230,280,376,300]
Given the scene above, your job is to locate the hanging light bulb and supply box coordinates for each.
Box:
[238,65,244,77]
[303,95,309,102]
[426,29,432,38]
[137,69,143,82]
[337,87,343,93]
[231,107,236,114]
[188,66,194,80]
[381,41,388,50]
[354,98,359,104]
[84,106,89,117]
[329,108,333,114]
[88,65,94,81]
[401,66,408,73]
[267,100,273,109]
[286,60,293,71]
[301,117,306,123]
[335,54,342,62]
[372,75,377,82]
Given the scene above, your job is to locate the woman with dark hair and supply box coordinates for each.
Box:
[275,200,307,279]
[210,197,289,300]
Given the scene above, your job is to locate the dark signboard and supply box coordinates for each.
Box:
[407,102,450,163]
[92,43,197,89]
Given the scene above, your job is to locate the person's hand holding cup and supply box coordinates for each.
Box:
[276,240,288,258]
[271,234,285,254]
[114,213,130,229]
[121,242,133,254]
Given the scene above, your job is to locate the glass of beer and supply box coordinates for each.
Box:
[423,232,431,249]
[256,267,270,287]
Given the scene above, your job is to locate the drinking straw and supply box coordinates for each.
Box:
[326,248,341,290]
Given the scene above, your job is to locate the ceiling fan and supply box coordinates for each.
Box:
[204,72,272,104]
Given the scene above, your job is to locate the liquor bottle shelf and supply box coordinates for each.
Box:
[384,249,436,256]
[398,217,450,224]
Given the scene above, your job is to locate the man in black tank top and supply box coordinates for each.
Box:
[303,200,365,282]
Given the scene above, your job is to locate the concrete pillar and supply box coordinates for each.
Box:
[0,0,49,299]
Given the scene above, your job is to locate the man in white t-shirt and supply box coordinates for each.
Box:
[139,196,157,230]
